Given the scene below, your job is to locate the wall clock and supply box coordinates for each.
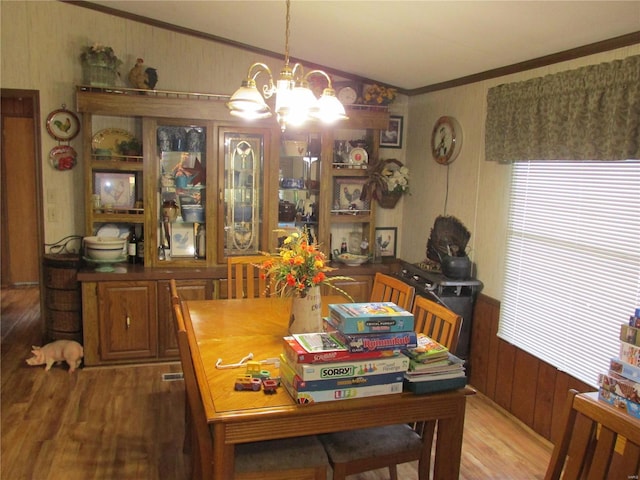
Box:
[335,82,360,105]
[431,116,463,165]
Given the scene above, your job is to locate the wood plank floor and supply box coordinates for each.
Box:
[1,287,553,479]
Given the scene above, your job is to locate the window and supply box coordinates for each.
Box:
[499,160,640,387]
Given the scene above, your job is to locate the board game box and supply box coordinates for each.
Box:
[323,319,417,353]
[282,352,409,381]
[280,358,405,392]
[328,302,415,334]
[282,336,400,365]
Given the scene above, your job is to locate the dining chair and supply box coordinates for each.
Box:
[319,295,462,480]
[169,278,180,305]
[227,255,270,299]
[176,308,329,480]
[369,272,415,311]
[544,388,640,480]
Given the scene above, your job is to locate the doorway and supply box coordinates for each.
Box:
[1,90,43,287]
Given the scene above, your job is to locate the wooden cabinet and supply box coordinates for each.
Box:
[82,277,217,366]
[96,281,157,362]
[322,274,372,303]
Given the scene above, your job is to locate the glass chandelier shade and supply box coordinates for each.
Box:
[226,0,347,131]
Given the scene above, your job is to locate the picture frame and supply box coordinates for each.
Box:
[375,227,397,258]
[333,178,370,212]
[94,173,136,209]
[380,115,403,149]
[171,223,196,257]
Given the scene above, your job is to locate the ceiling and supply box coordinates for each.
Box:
[80,1,640,92]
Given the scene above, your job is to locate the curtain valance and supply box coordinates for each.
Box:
[485,55,640,162]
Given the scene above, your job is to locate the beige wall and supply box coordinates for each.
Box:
[404,44,640,298]
[2,1,638,299]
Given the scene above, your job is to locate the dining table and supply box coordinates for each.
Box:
[182,295,474,480]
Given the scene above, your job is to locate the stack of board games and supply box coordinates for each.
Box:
[280,302,418,404]
[597,313,640,419]
[281,333,408,403]
[401,333,467,394]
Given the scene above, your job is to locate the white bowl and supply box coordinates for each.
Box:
[336,253,369,266]
[84,236,126,261]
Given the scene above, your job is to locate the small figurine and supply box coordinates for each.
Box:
[25,340,84,373]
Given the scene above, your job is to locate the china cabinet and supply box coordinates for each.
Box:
[76,87,391,365]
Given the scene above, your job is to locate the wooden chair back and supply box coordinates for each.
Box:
[412,295,462,351]
[169,278,180,305]
[544,389,640,480]
[369,272,415,310]
[227,255,270,299]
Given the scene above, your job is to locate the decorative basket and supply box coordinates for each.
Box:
[377,191,402,209]
[82,62,117,87]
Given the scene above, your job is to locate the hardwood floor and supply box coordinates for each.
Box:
[1,287,552,479]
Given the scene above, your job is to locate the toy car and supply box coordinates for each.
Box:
[262,378,279,394]
[245,361,271,380]
[234,375,262,391]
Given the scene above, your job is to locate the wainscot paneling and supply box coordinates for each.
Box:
[469,294,592,443]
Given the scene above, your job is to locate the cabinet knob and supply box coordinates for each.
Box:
[126,315,131,329]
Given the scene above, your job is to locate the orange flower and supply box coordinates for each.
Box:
[256,229,354,298]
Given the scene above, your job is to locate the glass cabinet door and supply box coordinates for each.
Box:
[157,124,207,262]
[278,132,321,245]
[220,130,265,257]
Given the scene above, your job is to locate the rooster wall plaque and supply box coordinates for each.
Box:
[46,105,80,142]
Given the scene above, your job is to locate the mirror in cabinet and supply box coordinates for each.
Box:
[278,132,321,247]
[219,127,271,258]
[156,123,207,263]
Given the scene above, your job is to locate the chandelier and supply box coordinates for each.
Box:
[226,0,348,131]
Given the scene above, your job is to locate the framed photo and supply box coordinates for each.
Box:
[333,178,370,211]
[375,227,397,258]
[380,115,403,149]
[171,223,195,257]
[94,173,135,209]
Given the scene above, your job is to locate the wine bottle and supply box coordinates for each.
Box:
[128,227,137,264]
[136,226,145,264]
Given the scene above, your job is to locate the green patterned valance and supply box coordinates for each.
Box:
[485,55,640,162]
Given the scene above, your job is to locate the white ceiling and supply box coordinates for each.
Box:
[85,1,639,91]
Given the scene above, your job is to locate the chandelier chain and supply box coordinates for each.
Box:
[284,0,291,67]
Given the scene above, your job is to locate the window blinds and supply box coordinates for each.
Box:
[499,160,640,387]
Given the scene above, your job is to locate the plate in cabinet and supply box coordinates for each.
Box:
[92,128,134,154]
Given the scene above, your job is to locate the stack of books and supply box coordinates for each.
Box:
[401,333,467,394]
[597,312,640,419]
[280,302,416,404]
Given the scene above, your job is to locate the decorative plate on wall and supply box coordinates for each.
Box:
[46,107,80,142]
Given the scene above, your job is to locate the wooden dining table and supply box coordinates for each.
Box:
[182,295,474,480]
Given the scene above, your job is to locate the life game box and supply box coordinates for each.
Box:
[280,353,409,381]
[328,302,414,334]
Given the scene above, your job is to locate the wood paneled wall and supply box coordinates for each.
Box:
[468,294,593,443]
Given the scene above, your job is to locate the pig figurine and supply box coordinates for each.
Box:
[25,340,84,373]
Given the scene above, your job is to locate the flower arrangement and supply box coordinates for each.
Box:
[258,230,353,298]
[80,43,122,71]
[361,158,410,203]
[363,84,397,106]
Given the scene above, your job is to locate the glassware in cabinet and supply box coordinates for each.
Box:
[278,132,321,245]
[156,124,207,262]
